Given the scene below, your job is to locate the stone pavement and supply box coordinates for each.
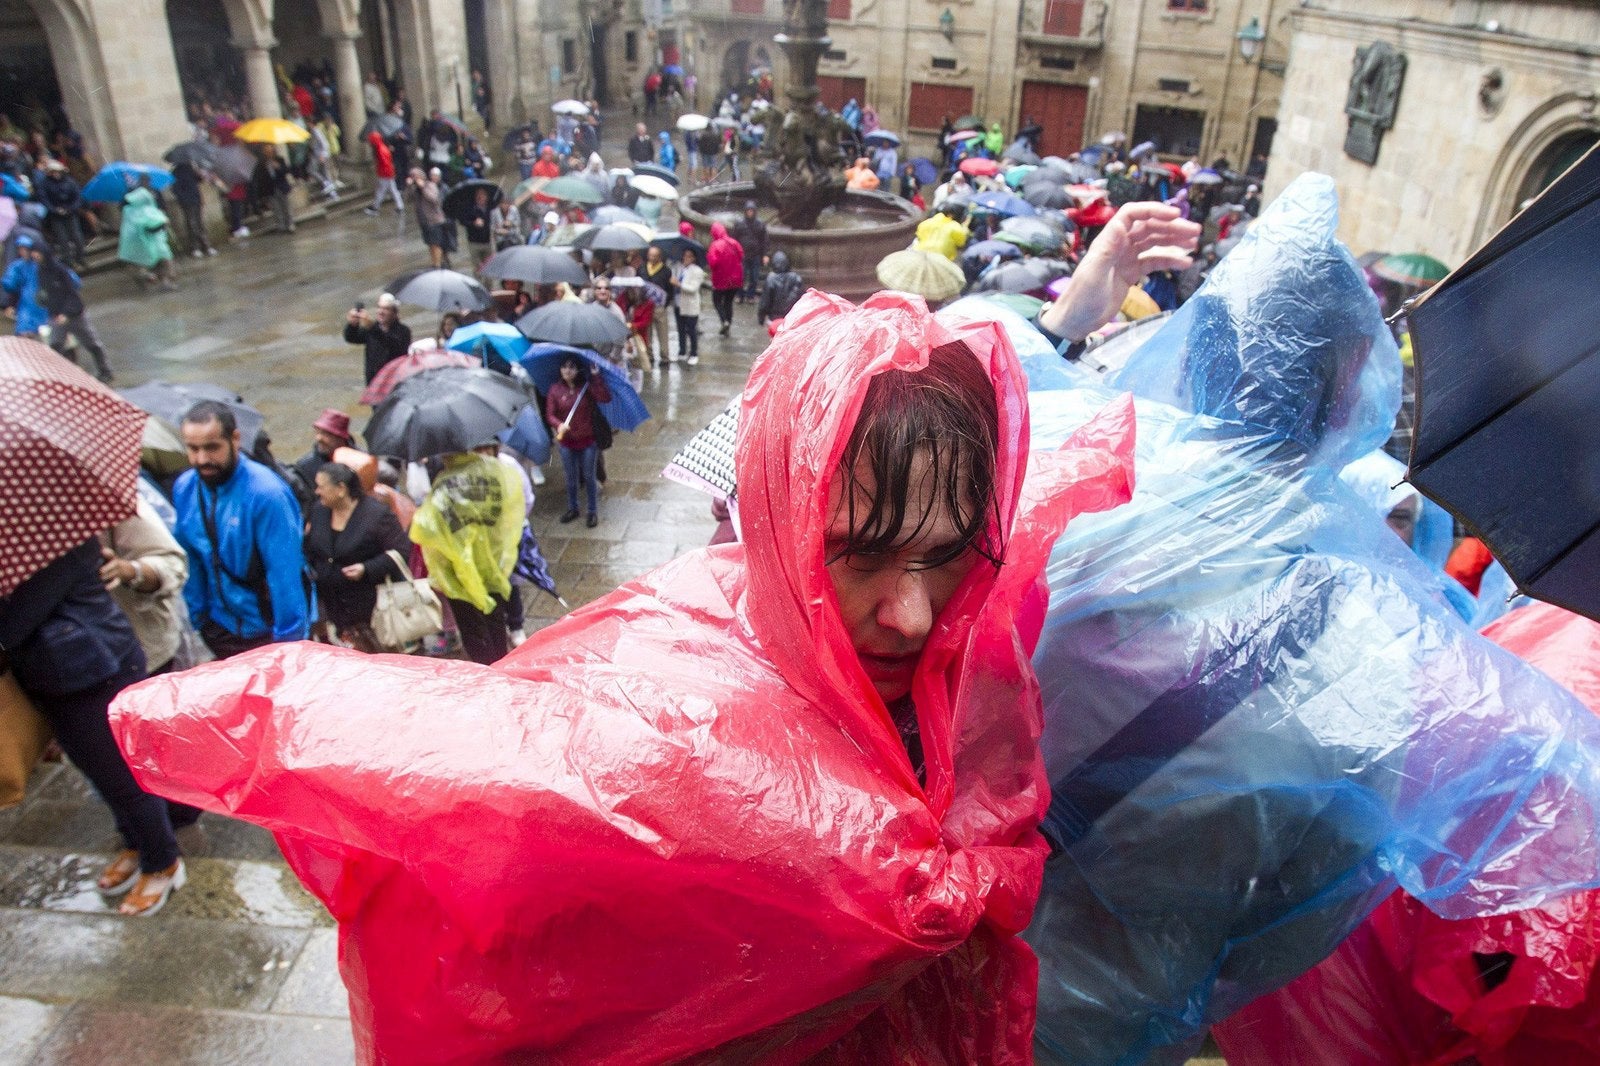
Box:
[4,160,1227,1064]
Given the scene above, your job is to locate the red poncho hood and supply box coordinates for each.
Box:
[112,292,1135,1064]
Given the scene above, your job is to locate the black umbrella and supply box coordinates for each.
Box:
[210,144,257,186]
[364,366,531,460]
[501,123,537,151]
[971,260,1056,295]
[1004,146,1042,167]
[1407,141,1600,622]
[481,244,589,286]
[442,180,504,224]
[121,381,266,454]
[575,224,651,252]
[631,161,681,187]
[650,232,706,261]
[387,268,492,313]
[163,141,221,170]
[361,113,406,141]
[515,301,631,348]
[1022,178,1070,210]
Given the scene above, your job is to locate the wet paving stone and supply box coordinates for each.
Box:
[0,911,308,1012]
[0,996,63,1066]
[268,929,348,1020]
[26,1002,354,1065]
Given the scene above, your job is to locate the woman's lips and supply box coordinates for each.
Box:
[858,651,918,680]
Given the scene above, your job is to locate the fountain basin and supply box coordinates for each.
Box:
[679,182,923,304]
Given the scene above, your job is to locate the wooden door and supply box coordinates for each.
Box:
[815,75,867,115]
[1018,81,1088,158]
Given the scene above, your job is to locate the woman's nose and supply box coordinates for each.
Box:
[874,568,933,644]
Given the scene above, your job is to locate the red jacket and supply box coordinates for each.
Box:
[706,222,744,291]
[368,132,395,179]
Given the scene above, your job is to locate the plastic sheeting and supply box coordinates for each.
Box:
[111,292,1138,1065]
[1018,175,1600,1064]
[1212,604,1600,1065]
[409,451,524,613]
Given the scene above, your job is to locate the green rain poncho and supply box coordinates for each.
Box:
[117,186,173,269]
[410,453,525,613]
[984,122,1006,156]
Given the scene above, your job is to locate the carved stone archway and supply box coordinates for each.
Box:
[1474,91,1600,247]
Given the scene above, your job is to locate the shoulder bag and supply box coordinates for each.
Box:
[370,549,443,652]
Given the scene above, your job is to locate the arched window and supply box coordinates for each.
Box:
[1515,130,1599,211]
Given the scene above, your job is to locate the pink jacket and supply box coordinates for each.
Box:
[706,222,744,290]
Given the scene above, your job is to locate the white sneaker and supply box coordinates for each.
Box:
[207,247,219,256]
[686,356,698,366]
[191,249,204,259]
[530,467,546,486]
[508,628,527,648]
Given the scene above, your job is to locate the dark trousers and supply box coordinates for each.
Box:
[504,580,525,632]
[199,620,273,660]
[45,212,85,263]
[449,595,509,665]
[741,257,762,298]
[712,287,737,327]
[226,198,246,232]
[675,310,698,359]
[560,443,599,516]
[38,668,180,873]
[178,200,212,253]
[50,313,112,376]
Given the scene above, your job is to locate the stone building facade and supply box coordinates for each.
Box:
[1,0,1293,168]
[1267,0,1600,261]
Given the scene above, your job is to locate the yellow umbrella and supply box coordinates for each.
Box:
[1119,285,1161,321]
[875,249,967,302]
[233,118,311,145]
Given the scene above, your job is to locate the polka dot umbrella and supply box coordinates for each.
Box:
[0,337,146,596]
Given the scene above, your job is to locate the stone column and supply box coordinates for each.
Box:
[329,31,368,156]
[240,43,283,119]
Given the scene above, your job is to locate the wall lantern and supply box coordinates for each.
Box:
[1236,17,1266,63]
[939,8,956,40]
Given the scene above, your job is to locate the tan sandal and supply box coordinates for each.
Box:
[96,850,141,895]
[119,859,186,917]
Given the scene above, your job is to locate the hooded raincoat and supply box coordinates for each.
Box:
[117,187,173,269]
[111,291,1137,1064]
[409,452,524,614]
[706,220,744,290]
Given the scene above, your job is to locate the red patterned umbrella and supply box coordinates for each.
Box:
[360,348,479,405]
[0,337,146,596]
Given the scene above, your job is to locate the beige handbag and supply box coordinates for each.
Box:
[1,669,52,810]
[370,550,443,652]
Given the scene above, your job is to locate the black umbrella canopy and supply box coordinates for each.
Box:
[442,180,504,223]
[163,141,221,169]
[360,112,405,140]
[1022,179,1070,210]
[971,261,1054,295]
[650,232,706,261]
[387,268,492,313]
[363,366,531,461]
[515,301,631,348]
[481,245,589,286]
[1407,141,1600,621]
[121,380,266,454]
[631,162,681,186]
[576,224,651,253]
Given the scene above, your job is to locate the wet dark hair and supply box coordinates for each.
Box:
[829,340,1002,571]
[559,354,585,374]
[181,400,237,437]
[318,461,364,499]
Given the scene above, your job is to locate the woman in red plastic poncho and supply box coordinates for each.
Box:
[111,292,1139,1063]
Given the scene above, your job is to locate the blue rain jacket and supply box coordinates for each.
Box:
[173,454,309,641]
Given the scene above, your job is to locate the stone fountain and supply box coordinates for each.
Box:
[678,0,920,301]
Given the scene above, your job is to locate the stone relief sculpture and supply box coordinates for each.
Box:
[1344,40,1407,165]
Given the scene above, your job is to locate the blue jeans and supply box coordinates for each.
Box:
[561,443,599,516]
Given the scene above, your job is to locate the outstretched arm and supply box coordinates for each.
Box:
[1039,203,1201,344]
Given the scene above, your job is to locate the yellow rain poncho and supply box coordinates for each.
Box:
[912,212,970,261]
[410,453,524,613]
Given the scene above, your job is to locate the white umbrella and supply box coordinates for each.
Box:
[629,174,678,201]
[552,99,591,117]
[676,113,711,132]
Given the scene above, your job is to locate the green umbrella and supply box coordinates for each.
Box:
[1372,252,1450,287]
[539,175,606,206]
[978,292,1045,319]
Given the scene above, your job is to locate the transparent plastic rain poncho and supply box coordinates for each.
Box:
[111,292,1139,1064]
[1018,175,1600,1064]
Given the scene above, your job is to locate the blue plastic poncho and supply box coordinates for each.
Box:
[1018,174,1600,1064]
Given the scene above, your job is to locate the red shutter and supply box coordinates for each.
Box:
[815,76,867,115]
[731,0,763,14]
[907,82,975,130]
[1042,0,1084,36]
[828,0,851,19]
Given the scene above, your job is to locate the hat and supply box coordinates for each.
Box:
[429,166,442,179]
[313,408,353,441]
[14,233,36,248]
[43,159,66,172]
[543,211,560,227]
[376,292,398,309]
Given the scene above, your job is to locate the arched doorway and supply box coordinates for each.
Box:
[1,0,65,133]
[720,41,771,100]
[1514,129,1599,210]
[167,0,247,114]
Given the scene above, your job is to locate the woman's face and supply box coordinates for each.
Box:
[560,360,583,384]
[681,249,695,266]
[314,471,347,509]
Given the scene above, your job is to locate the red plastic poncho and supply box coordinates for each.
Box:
[111,291,1135,1064]
[1213,602,1600,1066]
